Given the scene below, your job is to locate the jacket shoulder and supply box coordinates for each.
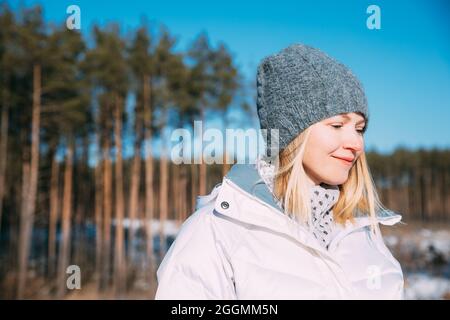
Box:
[157,202,217,272]
[155,199,238,299]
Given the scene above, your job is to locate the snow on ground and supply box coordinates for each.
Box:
[404,273,450,300]
[112,218,181,238]
[382,223,450,299]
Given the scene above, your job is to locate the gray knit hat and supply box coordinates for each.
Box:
[257,43,369,155]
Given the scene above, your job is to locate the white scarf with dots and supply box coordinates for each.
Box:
[255,156,340,249]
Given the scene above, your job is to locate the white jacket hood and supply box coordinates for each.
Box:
[155,164,404,300]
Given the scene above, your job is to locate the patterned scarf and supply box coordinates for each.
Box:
[255,156,340,249]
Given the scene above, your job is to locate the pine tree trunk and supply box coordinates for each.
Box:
[143,74,155,282]
[419,166,427,221]
[222,153,230,178]
[221,116,230,177]
[0,89,9,233]
[159,155,168,258]
[430,169,437,220]
[199,109,207,196]
[403,178,409,220]
[48,152,59,279]
[159,124,169,260]
[94,152,103,291]
[57,143,73,298]
[75,136,89,272]
[17,160,30,299]
[180,165,188,223]
[102,137,113,289]
[17,63,41,299]
[128,146,140,259]
[113,96,126,296]
[128,101,142,266]
[191,164,197,213]
[407,169,415,220]
[172,164,179,223]
[144,145,154,280]
[442,170,447,221]
[74,205,83,270]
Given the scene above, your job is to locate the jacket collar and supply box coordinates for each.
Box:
[225,163,341,216]
[214,164,402,240]
[225,163,283,212]
[255,156,341,216]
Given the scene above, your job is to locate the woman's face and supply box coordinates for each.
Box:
[303,112,366,186]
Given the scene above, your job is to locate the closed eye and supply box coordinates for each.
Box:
[331,124,366,135]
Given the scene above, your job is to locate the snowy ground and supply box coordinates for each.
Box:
[382,223,450,300]
[403,273,450,300]
[112,218,181,238]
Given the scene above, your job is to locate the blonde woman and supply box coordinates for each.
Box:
[155,44,404,299]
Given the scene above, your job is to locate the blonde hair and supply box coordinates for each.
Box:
[272,126,390,234]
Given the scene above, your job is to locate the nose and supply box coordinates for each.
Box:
[343,130,364,153]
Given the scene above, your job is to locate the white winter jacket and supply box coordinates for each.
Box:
[155,164,404,300]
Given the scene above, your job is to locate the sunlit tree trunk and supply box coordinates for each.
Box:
[57,143,73,298]
[159,109,169,260]
[180,165,188,223]
[199,108,206,196]
[410,164,421,221]
[128,99,142,267]
[441,171,448,221]
[102,137,112,289]
[221,117,230,178]
[0,89,9,234]
[48,152,59,279]
[419,166,426,221]
[143,75,155,282]
[190,164,197,213]
[17,160,30,299]
[172,164,179,223]
[113,96,126,296]
[94,151,103,291]
[222,153,230,178]
[74,137,89,272]
[17,63,41,299]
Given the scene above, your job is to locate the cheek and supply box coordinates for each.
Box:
[310,128,340,151]
[303,145,332,174]
[303,128,347,173]
[305,132,339,162]
[303,143,351,178]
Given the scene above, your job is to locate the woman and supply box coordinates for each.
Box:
[155,44,404,299]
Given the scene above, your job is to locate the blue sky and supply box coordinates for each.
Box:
[10,0,450,155]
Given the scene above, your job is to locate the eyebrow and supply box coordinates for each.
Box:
[337,114,366,125]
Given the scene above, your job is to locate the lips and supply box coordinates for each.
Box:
[334,156,354,162]
[332,156,354,164]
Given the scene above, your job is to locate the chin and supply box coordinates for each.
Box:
[322,173,349,186]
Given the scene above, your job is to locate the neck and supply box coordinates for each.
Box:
[305,173,321,188]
